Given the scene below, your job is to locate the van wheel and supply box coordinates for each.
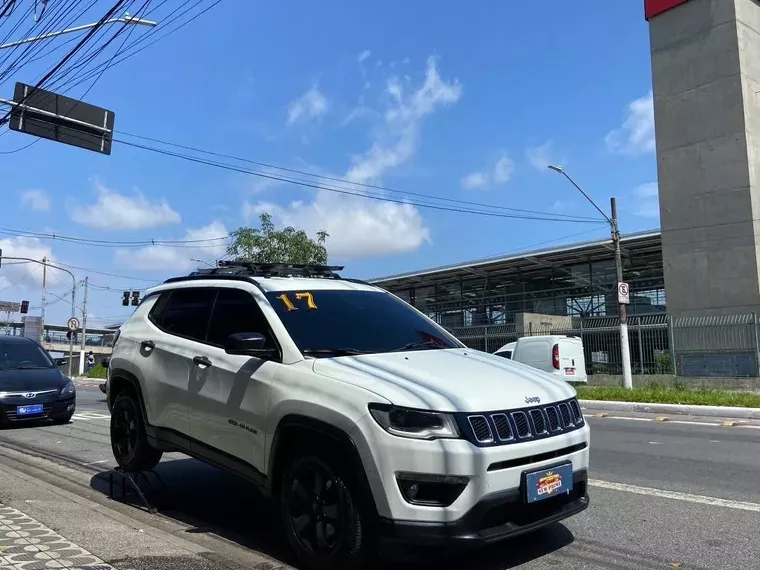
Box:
[280,454,371,570]
[110,393,162,472]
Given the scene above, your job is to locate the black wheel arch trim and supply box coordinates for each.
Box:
[268,414,389,516]
[106,368,153,433]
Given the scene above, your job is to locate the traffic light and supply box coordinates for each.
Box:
[19,300,29,314]
[122,291,129,306]
[131,291,140,306]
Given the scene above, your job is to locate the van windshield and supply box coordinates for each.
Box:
[265,289,462,356]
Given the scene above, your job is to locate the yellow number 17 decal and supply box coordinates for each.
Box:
[276,292,318,311]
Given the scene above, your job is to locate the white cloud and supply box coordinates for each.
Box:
[246,57,460,258]
[20,189,51,212]
[357,50,371,63]
[114,221,228,272]
[605,90,655,155]
[0,236,60,294]
[287,85,328,126]
[633,182,660,218]
[69,183,180,230]
[461,171,490,190]
[493,155,514,183]
[461,153,514,189]
[526,141,567,171]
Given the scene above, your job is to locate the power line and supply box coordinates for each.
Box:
[0,226,229,246]
[0,0,129,126]
[117,131,604,223]
[117,138,602,224]
[52,0,221,91]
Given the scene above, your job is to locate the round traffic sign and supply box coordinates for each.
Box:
[67,317,80,331]
[618,283,629,296]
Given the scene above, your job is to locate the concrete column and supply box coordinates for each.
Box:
[649,0,760,315]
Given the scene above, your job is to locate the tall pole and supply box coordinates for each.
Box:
[68,282,76,378]
[40,256,47,343]
[611,198,633,389]
[548,165,633,389]
[80,277,88,375]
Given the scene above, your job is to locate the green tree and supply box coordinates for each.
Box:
[226,212,329,264]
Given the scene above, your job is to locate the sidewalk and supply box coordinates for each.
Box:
[0,445,289,570]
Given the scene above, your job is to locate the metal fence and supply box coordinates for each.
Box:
[447,312,760,378]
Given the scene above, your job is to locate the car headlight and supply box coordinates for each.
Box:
[60,380,75,397]
[368,404,460,440]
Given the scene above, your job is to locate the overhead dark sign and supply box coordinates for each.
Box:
[8,82,115,155]
[645,0,690,20]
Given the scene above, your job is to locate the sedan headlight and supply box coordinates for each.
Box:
[368,404,460,440]
[60,380,76,397]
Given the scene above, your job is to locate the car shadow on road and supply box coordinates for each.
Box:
[88,457,575,569]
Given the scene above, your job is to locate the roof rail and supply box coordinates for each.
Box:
[187,261,346,280]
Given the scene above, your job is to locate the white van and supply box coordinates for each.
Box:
[495,335,587,383]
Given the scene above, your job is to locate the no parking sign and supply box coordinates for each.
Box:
[617,282,630,305]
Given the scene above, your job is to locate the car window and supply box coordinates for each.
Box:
[206,288,275,349]
[264,289,461,355]
[156,288,215,342]
[0,341,55,370]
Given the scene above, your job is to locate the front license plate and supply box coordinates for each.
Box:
[16,404,44,417]
[525,463,573,503]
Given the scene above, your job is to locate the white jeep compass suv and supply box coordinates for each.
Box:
[106,262,590,569]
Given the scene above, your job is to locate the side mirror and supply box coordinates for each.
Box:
[102,358,110,369]
[224,332,272,356]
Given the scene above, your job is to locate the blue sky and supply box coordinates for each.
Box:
[0,0,658,328]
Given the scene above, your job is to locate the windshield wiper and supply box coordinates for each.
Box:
[392,341,448,352]
[16,365,49,369]
[302,348,368,357]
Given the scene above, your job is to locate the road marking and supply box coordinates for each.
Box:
[589,479,760,512]
[72,411,110,421]
[82,459,109,466]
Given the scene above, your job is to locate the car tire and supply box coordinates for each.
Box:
[280,453,372,570]
[110,392,162,472]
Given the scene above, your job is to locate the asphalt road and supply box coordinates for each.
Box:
[1,385,759,569]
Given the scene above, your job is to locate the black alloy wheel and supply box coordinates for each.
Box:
[110,393,161,472]
[281,455,368,570]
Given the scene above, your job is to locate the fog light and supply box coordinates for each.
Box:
[67,404,74,411]
[396,472,469,507]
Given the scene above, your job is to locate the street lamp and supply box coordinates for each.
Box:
[548,165,633,389]
[3,256,78,378]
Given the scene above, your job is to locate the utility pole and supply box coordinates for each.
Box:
[80,276,88,375]
[548,165,633,389]
[610,197,633,389]
[40,256,47,343]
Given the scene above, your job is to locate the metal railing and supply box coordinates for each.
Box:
[1,329,115,348]
[447,312,760,378]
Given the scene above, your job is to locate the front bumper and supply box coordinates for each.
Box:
[377,468,588,549]
[0,395,76,423]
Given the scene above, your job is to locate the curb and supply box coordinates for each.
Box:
[579,399,760,420]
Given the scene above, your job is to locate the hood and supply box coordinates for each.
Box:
[311,348,576,413]
[0,367,68,393]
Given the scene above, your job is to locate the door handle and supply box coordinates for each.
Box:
[193,355,212,368]
[140,340,155,350]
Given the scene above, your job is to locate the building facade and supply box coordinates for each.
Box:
[370,230,665,328]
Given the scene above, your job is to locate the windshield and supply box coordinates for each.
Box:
[0,341,55,370]
[265,289,462,356]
